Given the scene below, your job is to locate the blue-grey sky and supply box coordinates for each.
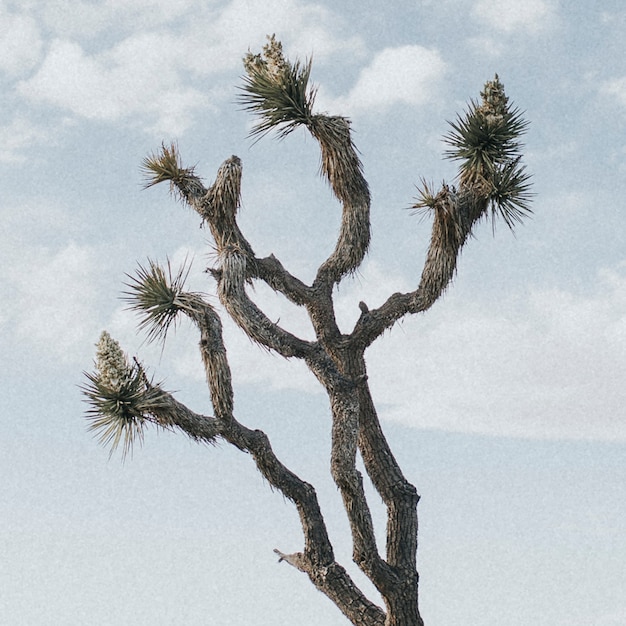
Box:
[1,1,625,625]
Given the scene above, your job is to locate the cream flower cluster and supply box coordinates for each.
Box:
[95,330,129,391]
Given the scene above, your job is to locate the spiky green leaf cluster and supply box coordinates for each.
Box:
[444,75,532,228]
[141,142,196,189]
[239,34,316,138]
[81,331,167,458]
[488,157,533,228]
[123,258,207,344]
[82,370,146,459]
[412,179,440,213]
[445,105,527,178]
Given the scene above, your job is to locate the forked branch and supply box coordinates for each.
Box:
[351,75,531,349]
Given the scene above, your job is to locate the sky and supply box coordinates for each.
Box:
[1,0,626,624]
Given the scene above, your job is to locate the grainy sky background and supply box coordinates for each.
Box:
[2,1,626,625]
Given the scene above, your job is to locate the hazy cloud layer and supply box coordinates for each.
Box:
[14,0,363,136]
[366,266,626,442]
[324,45,447,115]
[0,9,43,76]
[472,0,556,33]
[2,241,102,364]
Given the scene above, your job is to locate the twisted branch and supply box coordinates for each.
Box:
[213,246,314,359]
[349,77,531,352]
[310,114,370,285]
[328,385,399,597]
[350,186,487,349]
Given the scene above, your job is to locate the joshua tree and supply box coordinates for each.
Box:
[83,36,531,626]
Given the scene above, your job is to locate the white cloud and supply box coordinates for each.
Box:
[363,264,626,442]
[0,199,112,365]
[0,116,50,163]
[212,0,363,62]
[18,37,207,135]
[35,0,358,59]
[38,0,197,39]
[147,0,363,81]
[17,0,363,135]
[325,46,447,116]
[0,9,43,76]
[6,242,102,363]
[603,77,626,107]
[472,0,555,33]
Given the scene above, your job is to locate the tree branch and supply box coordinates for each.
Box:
[328,385,399,597]
[251,256,344,353]
[85,326,384,625]
[239,36,371,287]
[350,77,531,353]
[212,246,315,359]
[350,187,489,349]
[310,114,371,286]
[200,155,256,259]
[155,392,385,624]
[356,381,423,626]
[188,301,385,624]
[144,386,220,442]
[254,254,313,306]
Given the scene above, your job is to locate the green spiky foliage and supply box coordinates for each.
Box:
[81,331,167,459]
[412,179,440,212]
[123,258,207,344]
[444,74,532,228]
[142,142,191,186]
[239,34,317,138]
[141,142,202,202]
